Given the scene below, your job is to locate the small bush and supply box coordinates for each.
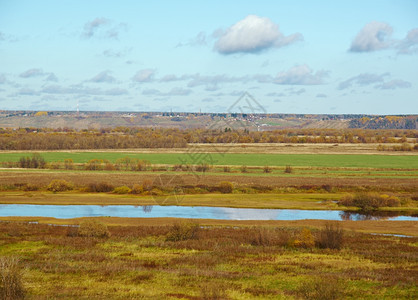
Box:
[23,183,39,191]
[77,220,110,238]
[47,179,73,193]
[113,186,131,194]
[289,228,315,248]
[339,192,400,210]
[284,165,292,173]
[131,184,144,194]
[263,166,272,173]
[223,166,231,173]
[166,221,200,242]
[218,181,233,194]
[141,179,153,192]
[240,165,248,173]
[317,223,344,250]
[0,257,25,300]
[87,182,114,193]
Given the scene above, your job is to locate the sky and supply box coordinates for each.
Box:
[0,0,417,114]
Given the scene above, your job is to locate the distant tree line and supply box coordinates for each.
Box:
[0,127,416,150]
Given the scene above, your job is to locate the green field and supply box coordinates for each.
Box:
[1,152,417,169]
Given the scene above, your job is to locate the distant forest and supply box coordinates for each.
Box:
[0,127,416,150]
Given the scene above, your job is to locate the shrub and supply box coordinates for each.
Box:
[218,181,233,194]
[77,220,110,238]
[166,221,200,242]
[113,186,131,194]
[339,192,400,210]
[284,165,293,173]
[263,166,272,173]
[131,184,144,194]
[64,158,74,170]
[240,165,248,173]
[18,153,46,169]
[141,179,153,192]
[195,163,210,173]
[47,179,73,193]
[23,183,39,191]
[87,182,114,193]
[0,257,25,300]
[289,228,315,248]
[223,166,231,173]
[317,223,344,250]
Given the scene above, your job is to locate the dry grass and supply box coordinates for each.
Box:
[0,220,416,298]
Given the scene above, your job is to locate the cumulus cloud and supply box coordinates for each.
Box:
[82,18,126,39]
[41,84,127,96]
[176,32,207,47]
[214,15,302,54]
[19,68,45,78]
[397,28,418,54]
[274,65,328,85]
[375,79,411,90]
[45,73,58,82]
[89,71,116,83]
[142,87,192,96]
[350,21,393,52]
[83,18,110,38]
[142,89,160,96]
[132,69,155,83]
[166,87,192,96]
[338,73,388,90]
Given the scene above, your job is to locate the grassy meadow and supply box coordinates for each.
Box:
[0,221,416,299]
[1,151,418,169]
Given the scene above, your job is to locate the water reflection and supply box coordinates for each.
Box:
[340,210,418,221]
[141,206,153,213]
[0,204,416,221]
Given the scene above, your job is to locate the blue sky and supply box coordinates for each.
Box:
[0,0,417,114]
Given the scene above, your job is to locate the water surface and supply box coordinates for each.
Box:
[0,204,416,221]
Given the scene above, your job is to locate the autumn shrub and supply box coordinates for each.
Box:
[288,228,315,248]
[195,163,210,172]
[0,257,25,300]
[223,166,231,172]
[218,181,233,194]
[284,165,293,173]
[47,179,73,193]
[77,220,110,238]
[166,221,200,242]
[23,183,40,191]
[339,192,400,210]
[317,223,344,250]
[87,182,114,193]
[130,184,143,194]
[263,166,272,173]
[141,179,153,192]
[240,165,248,173]
[113,186,131,194]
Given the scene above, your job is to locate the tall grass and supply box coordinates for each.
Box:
[0,257,25,300]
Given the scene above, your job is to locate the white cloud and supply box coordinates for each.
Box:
[350,21,393,52]
[89,71,116,83]
[214,15,302,54]
[19,68,45,78]
[274,65,328,85]
[132,69,155,83]
[83,18,110,38]
[338,73,388,90]
[375,79,411,90]
[397,28,418,54]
